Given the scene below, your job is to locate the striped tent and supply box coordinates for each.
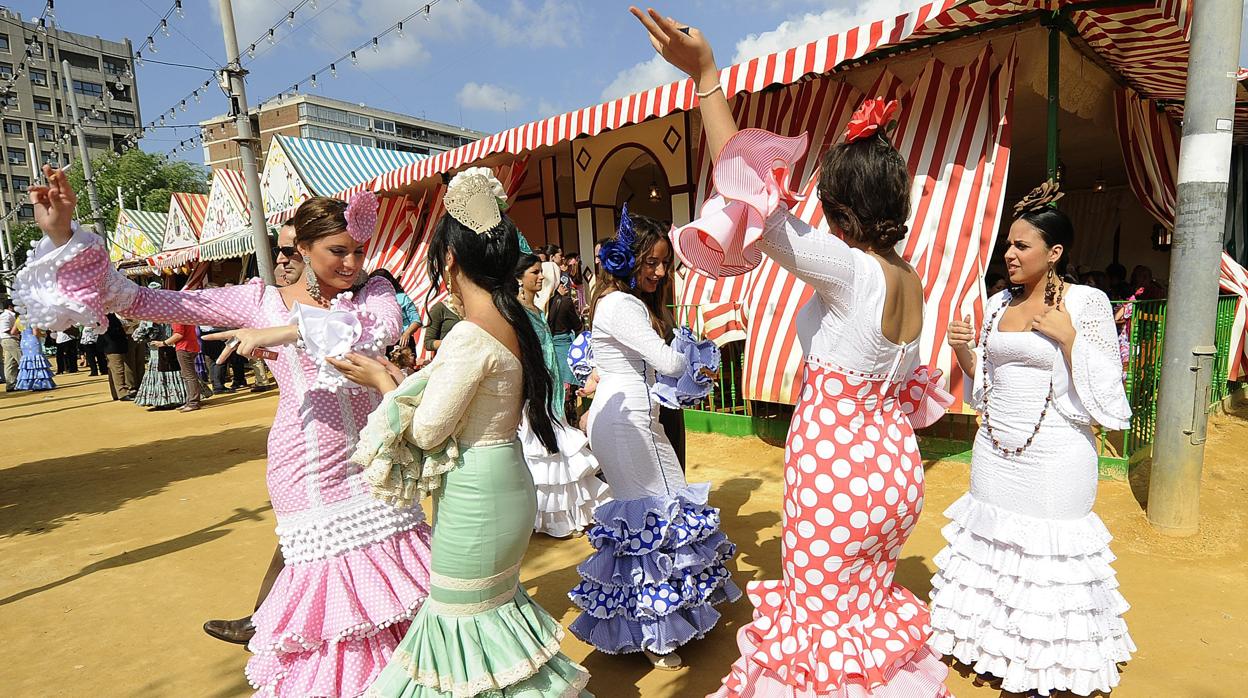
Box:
[261,135,428,224]
[109,208,167,264]
[352,0,1236,405]
[149,191,208,271]
[198,169,257,262]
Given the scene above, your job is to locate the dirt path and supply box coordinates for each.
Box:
[1,372,1244,697]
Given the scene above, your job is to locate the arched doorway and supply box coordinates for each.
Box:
[612,151,671,222]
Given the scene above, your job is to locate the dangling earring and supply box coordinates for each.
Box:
[305,266,325,306]
[1044,264,1057,306]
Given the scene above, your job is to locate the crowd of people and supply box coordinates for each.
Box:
[3,9,1151,698]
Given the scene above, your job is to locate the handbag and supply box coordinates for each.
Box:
[157,345,178,372]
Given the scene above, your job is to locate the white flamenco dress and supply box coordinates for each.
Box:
[520,307,612,538]
[928,284,1136,696]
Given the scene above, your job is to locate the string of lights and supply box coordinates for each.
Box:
[261,1,444,106]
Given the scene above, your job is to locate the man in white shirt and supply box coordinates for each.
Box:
[1,299,19,389]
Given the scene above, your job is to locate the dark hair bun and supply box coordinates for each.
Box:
[868,219,908,249]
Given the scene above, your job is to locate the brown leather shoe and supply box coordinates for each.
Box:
[203,616,255,645]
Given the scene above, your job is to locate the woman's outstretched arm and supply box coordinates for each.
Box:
[631,7,736,159]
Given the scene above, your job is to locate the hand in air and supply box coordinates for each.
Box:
[326,352,399,394]
[29,164,77,246]
[203,326,293,363]
[947,315,976,349]
[630,7,718,82]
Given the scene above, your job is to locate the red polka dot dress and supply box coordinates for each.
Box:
[669,128,953,697]
[12,227,433,698]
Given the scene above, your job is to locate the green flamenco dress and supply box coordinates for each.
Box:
[353,321,592,698]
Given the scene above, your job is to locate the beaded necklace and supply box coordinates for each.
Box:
[979,283,1063,458]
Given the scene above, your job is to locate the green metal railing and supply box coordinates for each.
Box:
[1101,295,1238,471]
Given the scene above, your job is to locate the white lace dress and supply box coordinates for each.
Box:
[928,285,1136,696]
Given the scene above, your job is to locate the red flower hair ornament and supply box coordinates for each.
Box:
[843,97,900,143]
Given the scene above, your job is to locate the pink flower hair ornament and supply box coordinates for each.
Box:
[344,190,380,244]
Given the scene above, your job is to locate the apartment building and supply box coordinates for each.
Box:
[200,93,484,172]
[0,6,140,220]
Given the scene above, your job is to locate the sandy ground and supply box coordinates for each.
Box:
[1,371,1245,698]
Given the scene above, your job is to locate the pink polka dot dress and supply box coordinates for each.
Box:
[671,129,953,697]
[12,226,433,697]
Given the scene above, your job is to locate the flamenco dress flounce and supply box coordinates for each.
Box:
[353,371,591,697]
[568,330,742,656]
[11,227,434,697]
[671,128,952,696]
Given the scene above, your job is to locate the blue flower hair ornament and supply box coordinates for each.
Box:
[598,203,637,289]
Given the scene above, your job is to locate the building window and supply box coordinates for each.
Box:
[18,203,33,218]
[0,62,10,78]
[36,124,54,141]
[85,135,110,150]
[0,94,16,110]
[3,120,19,135]
[110,111,135,127]
[373,118,396,134]
[0,176,7,192]
[7,148,24,165]
[72,80,103,98]
[33,98,51,112]
[12,175,30,190]
[110,84,132,102]
[29,68,47,86]
[102,58,127,76]
[0,34,8,53]
[29,40,43,58]
[41,150,56,164]
[300,125,374,148]
[86,110,106,124]
[299,103,371,130]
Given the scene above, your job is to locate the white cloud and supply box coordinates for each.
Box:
[536,98,564,118]
[599,54,684,101]
[731,1,925,63]
[458,82,526,113]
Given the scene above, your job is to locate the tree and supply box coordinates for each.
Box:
[64,149,208,228]
[6,221,42,268]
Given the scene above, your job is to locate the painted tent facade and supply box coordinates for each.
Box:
[198,169,256,262]
[109,208,167,264]
[261,135,428,221]
[149,192,208,271]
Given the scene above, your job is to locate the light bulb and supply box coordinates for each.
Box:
[330,63,337,78]
[371,37,379,52]
[175,0,183,19]
[247,44,256,59]
[310,74,317,88]
[135,52,143,67]
[193,90,200,103]
[37,18,46,33]
[396,21,404,38]
[309,0,317,9]
[160,18,169,37]
[44,0,55,23]
[287,11,295,27]
[147,36,157,53]
[180,99,187,111]
[424,4,431,20]
[350,51,358,65]
[267,28,275,45]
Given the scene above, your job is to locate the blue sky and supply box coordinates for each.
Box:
[23,1,1248,166]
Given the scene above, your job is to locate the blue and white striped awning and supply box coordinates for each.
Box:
[276,135,428,196]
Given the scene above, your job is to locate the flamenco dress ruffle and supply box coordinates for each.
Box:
[244,521,433,697]
[568,482,742,655]
[520,415,612,538]
[14,330,55,390]
[927,494,1135,696]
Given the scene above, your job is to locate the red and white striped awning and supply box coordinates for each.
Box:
[356,0,1226,196]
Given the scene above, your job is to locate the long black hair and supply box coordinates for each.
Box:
[587,212,675,338]
[425,214,557,453]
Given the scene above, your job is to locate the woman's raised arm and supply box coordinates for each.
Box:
[631,7,736,159]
